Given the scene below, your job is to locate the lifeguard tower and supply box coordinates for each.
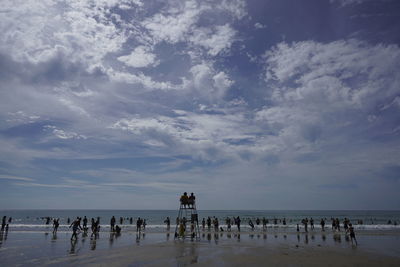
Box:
[174,192,201,240]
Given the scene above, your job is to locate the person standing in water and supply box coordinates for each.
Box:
[110,216,116,232]
[164,217,171,230]
[320,218,325,231]
[1,216,6,231]
[236,216,241,232]
[53,218,60,234]
[83,216,88,231]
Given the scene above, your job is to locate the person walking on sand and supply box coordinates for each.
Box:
[69,217,82,240]
[347,223,357,245]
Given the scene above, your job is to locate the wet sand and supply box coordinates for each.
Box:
[1,230,399,266]
[45,237,400,267]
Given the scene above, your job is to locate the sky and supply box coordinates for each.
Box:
[0,0,399,210]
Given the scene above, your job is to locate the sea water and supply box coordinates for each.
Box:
[1,210,399,233]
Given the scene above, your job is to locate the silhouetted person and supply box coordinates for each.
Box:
[180,192,189,208]
[45,217,51,225]
[120,217,123,224]
[110,216,116,232]
[213,218,219,232]
[83,216,88,230]
[310,218,314,230]
[226,217,231,231]
[188,192,195,208]
[347,223,357,245]
[136,217,142,232]
[164,217,171,230]
[115,225,121,235]
[130,217,133,224]
[53,218,60,234]
[207,217,211,230]
[320,219,325,231]
[262,217,267,230]
[67,217,70,224]
[7,217,12,223]
[236,216,241,232]
[69,217,82,240]
[249,220,255,231]
[202,218,206,230]
[1,216,6,231]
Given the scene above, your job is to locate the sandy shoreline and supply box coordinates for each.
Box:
[1,230,396,266]
[43,239,400,267]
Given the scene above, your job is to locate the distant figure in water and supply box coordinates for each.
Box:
[202,218,206,230]
[8,217,12,224]
[67,217,70,224]
[249,219,255,231]
[296,224,300,232]
[69,217,82,240]
[236,216,241,232]
[115,225,121,234]
[1,216,6,231]
[320,219,325,231]
[262,217,267,230]
[53,218,60,234]
[347,223,357,245]
[164,217,171,230]
[45,217,51,225]
[310,218,314,230]
[136,217,142,232]
[110,216,116,232]
[83,216,88,230]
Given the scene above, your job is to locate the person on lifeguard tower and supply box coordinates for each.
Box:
[180,192,189,208]
[188,192,196,208]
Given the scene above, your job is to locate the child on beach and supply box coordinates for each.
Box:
[346,223,358,245]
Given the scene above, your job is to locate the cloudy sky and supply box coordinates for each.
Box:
[0,0,399,209]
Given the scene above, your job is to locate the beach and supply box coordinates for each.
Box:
[1,229,400,266]
[1,210,400,266]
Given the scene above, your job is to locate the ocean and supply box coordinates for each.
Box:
[1,210,399,233]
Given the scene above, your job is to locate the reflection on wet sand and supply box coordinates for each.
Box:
[175,243,198,266]
[69,239,78,254]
